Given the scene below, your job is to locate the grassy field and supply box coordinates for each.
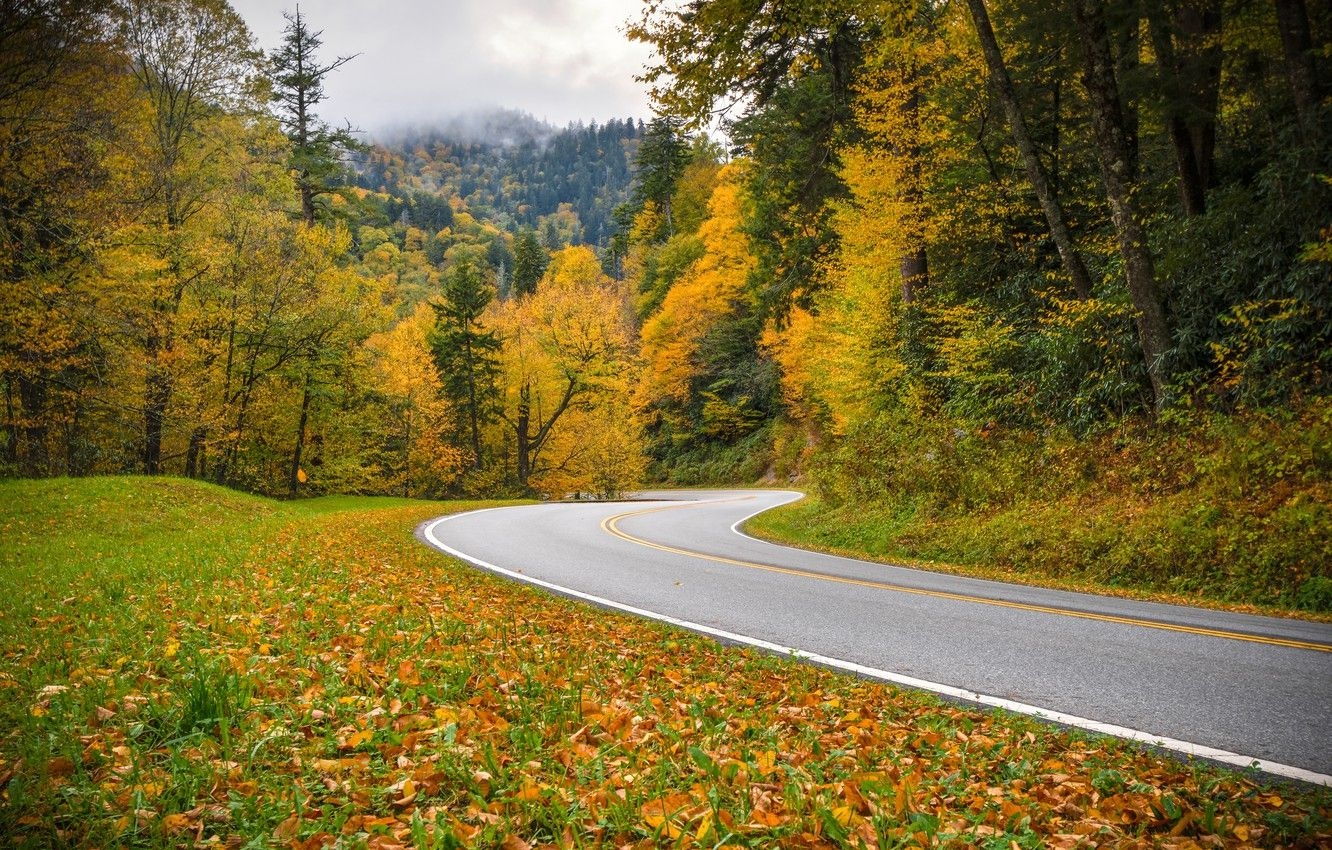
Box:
[2,476,1329,848]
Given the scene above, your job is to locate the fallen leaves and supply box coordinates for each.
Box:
[3,480,1330,849]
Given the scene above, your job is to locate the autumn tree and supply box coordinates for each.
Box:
[635,164,776,463]
[119,0,262,474]
[490,246,637,491]
[0,0,128,476]
[429,255,501,469]
[365,303,464,497]
[631,0,872,313]
[269,7,362,225]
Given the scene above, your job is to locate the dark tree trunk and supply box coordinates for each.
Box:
[964,0,1096,299]
[143,363,169,474]
[1178,0,1222,190]
[1114,6,1140,180]
[515,384,531,486]
[1146,0,1222,215]
[1073,0,1172,410]
[3,380,18,470]
[1167,114,1208,215]
[185,426,207,478]
[300,183,316,227]
[900,249,929,304]
[16,373,50,476]
[511,377,578,490]
[289,371,313,496]
[1274,0,1325,141]
[463,334,483,468]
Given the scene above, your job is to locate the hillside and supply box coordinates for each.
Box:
[355,110,643,249]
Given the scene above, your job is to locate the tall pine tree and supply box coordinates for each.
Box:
[269,8,362,225]
[511,229,548,297]
[430,257,501,468]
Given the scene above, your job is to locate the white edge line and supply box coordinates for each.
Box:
[421,506,1332,789]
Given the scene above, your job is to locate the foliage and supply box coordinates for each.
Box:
[3,476,1330,847]
[633,164,781,479]
[355,116,642,254]
[429,257,502,470]
[753,400,1332,612]
[488,247,643,496]
[364,303,466,497]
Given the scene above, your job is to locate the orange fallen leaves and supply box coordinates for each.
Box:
[4,491,1330,849]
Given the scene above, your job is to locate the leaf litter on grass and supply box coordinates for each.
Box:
[1,478,1329,848]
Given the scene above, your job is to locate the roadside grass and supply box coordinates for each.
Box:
[753,402,1332,619]
[2,476,1329,848]
[742,496,1332,621]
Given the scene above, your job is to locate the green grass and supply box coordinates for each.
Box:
[2,475,1329,848]
[758,402,1332,617]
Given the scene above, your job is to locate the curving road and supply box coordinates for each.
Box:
[418,489,1332,785]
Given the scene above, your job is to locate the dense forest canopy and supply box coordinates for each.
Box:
[2,0,1329,520]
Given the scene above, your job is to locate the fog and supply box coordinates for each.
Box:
[229,0,655,135]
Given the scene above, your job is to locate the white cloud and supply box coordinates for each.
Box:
[229,0,653,132]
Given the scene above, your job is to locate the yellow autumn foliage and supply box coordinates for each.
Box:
[364,303,466,496]
[636,164,754,424]
[488,246,644,496]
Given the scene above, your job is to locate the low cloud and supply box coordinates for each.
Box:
[231,0,653,133]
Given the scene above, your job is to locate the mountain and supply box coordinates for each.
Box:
[353,109,644,247]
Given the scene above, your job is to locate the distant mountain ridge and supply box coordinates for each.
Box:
[354,108,644,247]
[375,108,557,149]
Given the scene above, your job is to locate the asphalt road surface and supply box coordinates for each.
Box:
[419,489,1332,785]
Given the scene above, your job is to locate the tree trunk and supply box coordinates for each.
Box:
[300,184,316,227]
[16,373,50,476]
[515,383,531,486]
[1073,0,1172,410]
[185,426,207,478]
[900,250,928,304]
[3,380,18,471]
[1274,0,1325,141]
[289,371,313,496]
[1178,0,1222,191]
[964,0,1096,300]
[463,333,483,468]
[1146,0,1222,215]
[899,84,930,304]
[1114,6,1140,180]
[143,361,169,474]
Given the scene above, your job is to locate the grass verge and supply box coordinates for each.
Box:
[2,476,1329,848]
[756,403,1332,618]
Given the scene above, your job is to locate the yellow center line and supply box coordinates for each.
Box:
[600,502,1332,654]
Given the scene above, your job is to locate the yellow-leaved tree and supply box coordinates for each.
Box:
[362,303,465,497]
[635,163,757,444]
[488,246,643,497]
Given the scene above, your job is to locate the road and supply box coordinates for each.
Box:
[418,489,1332,785]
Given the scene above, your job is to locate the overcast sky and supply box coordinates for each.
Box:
[229,0,656,134]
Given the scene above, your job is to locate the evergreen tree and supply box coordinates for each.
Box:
[542,217,564,250]
[269,8,362,225]
[429,258,501,468]
[631,117,692,238]
[512,228,548,296]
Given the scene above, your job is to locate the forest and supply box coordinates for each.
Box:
[2,0,1329,604]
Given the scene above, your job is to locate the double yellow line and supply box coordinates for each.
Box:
[601,502,1332,654]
